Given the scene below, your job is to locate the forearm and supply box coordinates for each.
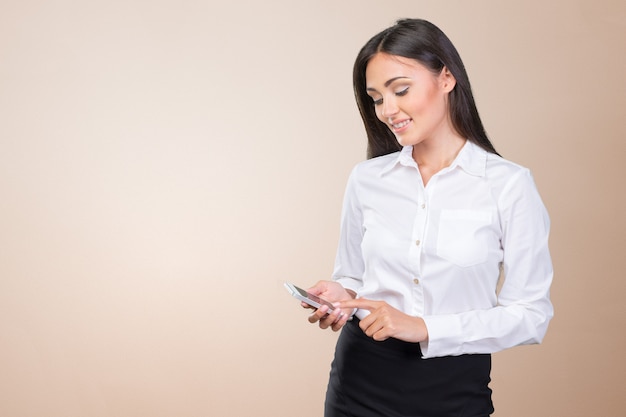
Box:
[420,300,553,358]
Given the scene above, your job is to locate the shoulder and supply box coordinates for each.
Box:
[484,152,530,180]
[356,151,401,170]
[456,141,539,200]
[482,152,544,207]
[350,151,402,180]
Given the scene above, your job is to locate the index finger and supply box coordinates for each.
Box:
[337,298,379,311]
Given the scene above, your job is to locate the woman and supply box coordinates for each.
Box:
[305,18,553,417]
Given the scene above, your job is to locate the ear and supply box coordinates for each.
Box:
[439,67,457,93]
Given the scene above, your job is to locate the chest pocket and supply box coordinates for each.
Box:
[436,209,493,267]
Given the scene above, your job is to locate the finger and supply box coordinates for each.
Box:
[307,305,330,323]
[318,306,343,330]
[331,310,351,332]
[372,327,391,341]
[301,301,316,310]
[338,298,380,311]
[359,315,388,340]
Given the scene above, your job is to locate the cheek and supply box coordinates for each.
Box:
[413,93,446,122]
[430,96,450,121]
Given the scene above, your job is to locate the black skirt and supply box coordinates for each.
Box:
[325,319,494,417]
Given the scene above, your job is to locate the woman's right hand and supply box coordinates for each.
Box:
[304,281,356,332]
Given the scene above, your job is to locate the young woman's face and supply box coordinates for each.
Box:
[365,53,456,148]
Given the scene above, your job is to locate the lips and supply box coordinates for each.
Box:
[390,119,412,132]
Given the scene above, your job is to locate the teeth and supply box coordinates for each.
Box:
[392,120,410,129]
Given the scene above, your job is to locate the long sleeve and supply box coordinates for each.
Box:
[420,169,554,358]
[332,166,365,294]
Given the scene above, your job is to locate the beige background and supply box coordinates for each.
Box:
[1,0,624,416]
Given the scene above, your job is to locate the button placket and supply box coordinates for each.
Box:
[409,190,428,315]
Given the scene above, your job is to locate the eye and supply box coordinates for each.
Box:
[395,87,409,97]
[373,98,383,106]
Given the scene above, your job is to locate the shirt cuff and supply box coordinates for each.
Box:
[334,276,362,297]
[420,315,464,358]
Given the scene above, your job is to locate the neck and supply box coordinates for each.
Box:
[412,135,467,171]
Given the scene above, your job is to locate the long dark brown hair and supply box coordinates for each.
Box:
[353,19,499,159]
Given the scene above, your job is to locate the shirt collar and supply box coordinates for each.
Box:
[379,141,488,177]
[450,141,487,177]
[380,146,415,176]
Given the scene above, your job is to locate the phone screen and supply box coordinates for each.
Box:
[294,285,334,308]
[284,283,335,311]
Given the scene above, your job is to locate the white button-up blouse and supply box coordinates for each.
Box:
[333,141,554,358]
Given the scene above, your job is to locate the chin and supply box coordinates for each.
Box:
[395,136,418,148]
[396,132,429,148]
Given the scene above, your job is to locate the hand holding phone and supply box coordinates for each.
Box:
[284,282,336,312]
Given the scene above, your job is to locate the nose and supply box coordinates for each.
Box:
[380,96,398,119]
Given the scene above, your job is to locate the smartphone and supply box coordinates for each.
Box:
[284,282,335,312]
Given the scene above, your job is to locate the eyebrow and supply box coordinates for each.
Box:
[366,76,411,92]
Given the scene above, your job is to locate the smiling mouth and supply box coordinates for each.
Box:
[391,119,412,130]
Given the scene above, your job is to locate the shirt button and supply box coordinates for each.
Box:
[413,278,420,285]
[421,203,426,209]
[415,240,421,246]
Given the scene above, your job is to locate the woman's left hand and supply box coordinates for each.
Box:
[338,298,429,343]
